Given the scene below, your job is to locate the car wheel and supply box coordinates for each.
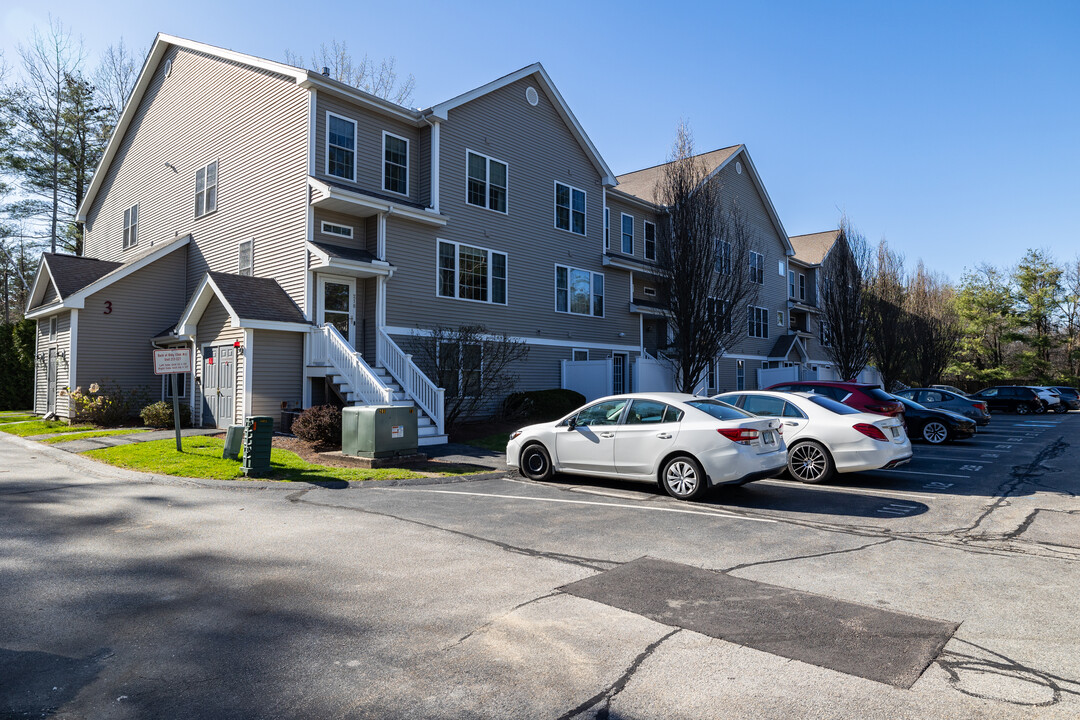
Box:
[922,421,949,444]
[519,443,554,482]
[1033,404,1045,414]
[787,441,834,484]
[1054,404,1069,414]
[1016,404,1030,415]
[660,455,708,501]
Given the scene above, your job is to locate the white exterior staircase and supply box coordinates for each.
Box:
[309,324,447,446]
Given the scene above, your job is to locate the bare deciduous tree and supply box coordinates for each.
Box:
[906,261,963,386]
[1059,256,1080,379]
[284,41,415,106]
[865,238,910,390]
[655,122,757,393]
[820,216,872,381]
[415,324,529,427]
[94,38,142,133]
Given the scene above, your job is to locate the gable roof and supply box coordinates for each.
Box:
[767,334,808,362]
[25,236,189,318]
[177,272,310,335]
[426,63,617,186]
[615,145,794,257]
[789,230,841,267]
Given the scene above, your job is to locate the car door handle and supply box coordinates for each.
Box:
[784,421,799,426]
[656,432,672,439]
[599,432,615,438]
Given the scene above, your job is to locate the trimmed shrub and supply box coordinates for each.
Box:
[291,404,342,447]
[503,389,586,422]
[67,382,150,426]
[139,401,191,428]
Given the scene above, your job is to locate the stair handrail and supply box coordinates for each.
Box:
[317,324,393,405]
[377,328,445,436]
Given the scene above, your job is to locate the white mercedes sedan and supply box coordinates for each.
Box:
[506,393,787,500]
[713,390,912,483]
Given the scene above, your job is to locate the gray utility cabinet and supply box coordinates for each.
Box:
[342,405,418,458]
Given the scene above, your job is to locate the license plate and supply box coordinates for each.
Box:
[890,427,899,438]
[762,430,776,445]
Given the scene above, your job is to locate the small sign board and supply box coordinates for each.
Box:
[391,425,404,439]
[154,348,192,375]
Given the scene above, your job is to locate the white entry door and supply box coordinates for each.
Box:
[318,276,357,346]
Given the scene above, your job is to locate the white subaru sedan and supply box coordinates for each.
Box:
[714,390,912,483]
[506,393,787,500]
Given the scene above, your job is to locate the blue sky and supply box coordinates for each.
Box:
[2,0,1077,282]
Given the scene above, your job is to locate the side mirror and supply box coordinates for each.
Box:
[567,417,577,430]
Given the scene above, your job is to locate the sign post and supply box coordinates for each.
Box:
[153,348,192,452]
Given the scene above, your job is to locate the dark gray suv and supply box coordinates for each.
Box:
[969,386,1047,415]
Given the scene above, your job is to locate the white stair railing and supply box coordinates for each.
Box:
[310,324,393,405]
[377,328,445,436]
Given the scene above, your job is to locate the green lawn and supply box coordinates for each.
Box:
[83,436,475,482]
[0,413,40,424]
[0,420,95,437]
[40,428,152,444]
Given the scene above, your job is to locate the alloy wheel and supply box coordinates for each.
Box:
[788,442,830,483]
[922,421,948,444]
[665,460,700,497]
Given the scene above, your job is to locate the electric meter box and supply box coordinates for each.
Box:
[342,405,418,458]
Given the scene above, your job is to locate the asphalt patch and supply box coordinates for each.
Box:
[560,557,959,688]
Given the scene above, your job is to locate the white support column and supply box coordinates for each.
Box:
[243,328,254,419]
[376,275,387,329]
[430,120,441,213]
[68,309,78,399]
[377,212,387,261]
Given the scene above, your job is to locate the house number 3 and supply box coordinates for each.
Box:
[103,301,113,314]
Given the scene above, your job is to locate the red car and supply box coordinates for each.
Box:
[765,381,905,418]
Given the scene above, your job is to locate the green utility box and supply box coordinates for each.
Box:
[342,405,418,458]
[223,424,243,460]
[242,415,274,477]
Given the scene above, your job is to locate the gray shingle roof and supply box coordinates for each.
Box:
[789,230,840,266]
[207,272,309,325]
[615,145,742,203]
[768,334,801,360]
[41,254,122,298]
[310,241,379,265]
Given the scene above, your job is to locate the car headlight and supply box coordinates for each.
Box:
[510,430,522,440]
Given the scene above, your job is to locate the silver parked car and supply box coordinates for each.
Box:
[895,388,991,426]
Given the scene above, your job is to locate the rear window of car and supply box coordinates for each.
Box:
[807,395,859,415]
[686,399,753,421]
[864,388,898,403]
[742,395,787,417]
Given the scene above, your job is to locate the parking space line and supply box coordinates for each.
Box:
[377,487,778,523]
[909,456,994,463]
[872,469,971,479]
[756,479,935,500]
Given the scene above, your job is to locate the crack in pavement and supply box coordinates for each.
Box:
[554,629,681,720]
[442,591,561,650]
[937,637,1080,707]
[719,537,896,574]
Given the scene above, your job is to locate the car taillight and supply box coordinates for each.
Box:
[718,428,760,445]
[853,423,889,442]
[975,403,988,412]
[866,403,899,414]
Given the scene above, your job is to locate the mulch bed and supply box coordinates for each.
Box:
[270,435,491,474]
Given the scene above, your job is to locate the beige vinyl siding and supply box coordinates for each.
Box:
[195,297,245,427]
[77,248,189,398]
[385,75,636,343]
[41,279,60,306]
[83,45,309,306]
[313,95,422,206]
[313,208,367,251]
[34,312,71,417]
[249,330,303,418]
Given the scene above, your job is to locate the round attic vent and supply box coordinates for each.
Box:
[164,58,173,78]
[525,86,539,106]
[735,161,742,174]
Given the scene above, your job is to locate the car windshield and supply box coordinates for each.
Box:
[806,395,859,415]
[686,399,753,421]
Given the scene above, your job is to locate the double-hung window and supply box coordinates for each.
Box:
[383,132,409,195]
[327,113,356,181]
[603,207,610,250]
[715,239,732,274]
[820,318,832,346]
[437,240,507,304]
[708,297,732,333]
[466,150,507,213]
[555,265,604,317]
[749,251,765,284]
[194,161,217,218]
[748,306,770,339]
[439,340,483,398]
[123,204,138,249]
[799,273,806,301]
[237,238,253,276]
[555,182,586,235]
[621,214,634,254]
[644,221,656,261]
[789,270,796,298]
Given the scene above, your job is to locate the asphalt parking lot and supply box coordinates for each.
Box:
[2,411,1079,719]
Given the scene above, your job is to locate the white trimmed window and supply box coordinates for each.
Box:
[555,182,586,235]
[736,360,745,391]
[604,207,610,250]
[49,316,57,341]
[799,273,806,301]
[437,240,507,304]
[123,204,138,249]
[466,150,508,213]
[327,113,356,181]
[749,251,765,284]
[644,221,656,261]
[556,265,604,317]
[643,286,656,297]
[789,270,796,298]
[383,132,409,195]
[321,222,354,239]
[621,213,634,254]
[238,238,253,276]
[708,297,732,333]
[439,340,483,398]
[748,306,770,339]
[194,161,218,218]
[777,310,785,327]
[715,239,732,274]
[820,318,832,347]
[162,372,189,401]
[572,348,589,362]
